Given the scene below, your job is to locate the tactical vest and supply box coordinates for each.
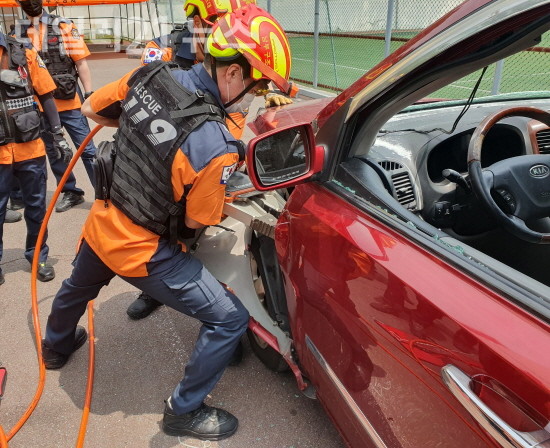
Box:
[110,61,226,240]
[39,15,78,100]
[0,35,41,145]
[168,23,187,58]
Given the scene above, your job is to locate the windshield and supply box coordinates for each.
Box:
[407,30,550,110]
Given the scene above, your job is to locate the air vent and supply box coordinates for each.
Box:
[378,160,402,171]
[536,129,550,154]
[377,161,418,211]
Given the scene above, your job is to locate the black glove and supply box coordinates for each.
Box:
[51,128,73,165]
[236,139,246,162]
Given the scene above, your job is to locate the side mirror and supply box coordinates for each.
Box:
[247,123,325,191]
[0,367,6,401]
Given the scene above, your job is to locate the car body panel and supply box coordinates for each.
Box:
[248,97,333,136]
[244,0,550,446]
[275,183,550,447]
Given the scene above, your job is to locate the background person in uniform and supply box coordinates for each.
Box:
[0,32,71,286]
[15,0,97,213]
[128,0,294,321]
[41,5,294,440]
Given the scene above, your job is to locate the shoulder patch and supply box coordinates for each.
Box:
[220,163,238,184]
[143,48,162,64]
[36,54,46,68]
[71,28,80,39]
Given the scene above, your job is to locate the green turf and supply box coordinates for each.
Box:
[289,32,550,98]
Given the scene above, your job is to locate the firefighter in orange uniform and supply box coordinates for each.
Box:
[128,0,294,320]
[0,33,71,285]
[15,0,97,213]
[41,6,294,440]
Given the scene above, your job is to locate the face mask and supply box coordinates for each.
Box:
[226,92,255,114]
[20,0,43,17]
[224,69,255,114]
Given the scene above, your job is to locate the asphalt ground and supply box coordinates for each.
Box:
[0,53,344,448]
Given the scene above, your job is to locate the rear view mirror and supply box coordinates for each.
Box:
[247,123,325,191]
[0,367,6,400]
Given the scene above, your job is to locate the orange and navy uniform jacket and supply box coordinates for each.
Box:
[16,13,90,112]
[141,32,247,139]
[141,38,176,65]
[0,42,56,165]
[84,64,241,277]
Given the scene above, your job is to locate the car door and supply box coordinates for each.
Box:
[248,1,550,447]
[276,180,550,448]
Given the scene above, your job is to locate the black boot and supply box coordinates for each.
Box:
[126,292,162,320]
[55,192,84,213]
[37,262,55,282]
[162,400,238,440]
[42,326,87,369]
[9,198,24,210]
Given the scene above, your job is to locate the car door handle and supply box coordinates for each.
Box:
[441,364,550,448]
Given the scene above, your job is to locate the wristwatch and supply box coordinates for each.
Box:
[84,91,94,100]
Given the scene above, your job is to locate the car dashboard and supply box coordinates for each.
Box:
[363,98,550,234]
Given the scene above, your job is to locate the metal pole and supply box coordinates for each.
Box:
[313,0,320,88]
[153,0,162,37]
[267,0,271,14]
[324,0,339,88]
[147,1,156,38]
[385,0,396,57]
[125,4,129,41]
[114,5,121,52]
[491,60,505,95]
[168,0,175,28]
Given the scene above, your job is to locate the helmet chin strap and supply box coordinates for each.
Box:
[223,78,258,108]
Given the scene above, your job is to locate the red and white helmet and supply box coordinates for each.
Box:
[183,0,256,25]
[207,4,297,97]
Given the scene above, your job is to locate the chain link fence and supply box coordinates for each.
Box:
[258,0,550,97]
[0,0,547,97]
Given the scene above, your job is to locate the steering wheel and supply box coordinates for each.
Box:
[468,107,550,244]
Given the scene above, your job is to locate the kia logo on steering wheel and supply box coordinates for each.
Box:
[529,164,549,178]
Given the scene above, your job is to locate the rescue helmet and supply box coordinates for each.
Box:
[206,4,297,97]
[183,0,256,25]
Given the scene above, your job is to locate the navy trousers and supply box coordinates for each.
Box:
[44,240,249,414]
[0,156,49,269]
[42,108,97,195]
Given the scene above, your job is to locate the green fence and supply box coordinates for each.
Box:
[258,0,550,97]
[1,0,547,98]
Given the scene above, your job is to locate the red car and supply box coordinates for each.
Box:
[239,0,550,447]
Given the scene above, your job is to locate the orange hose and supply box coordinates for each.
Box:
[76,301,95,448]
[6,125,103,443]
[0,425,7,448]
